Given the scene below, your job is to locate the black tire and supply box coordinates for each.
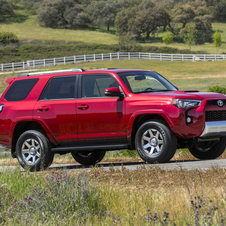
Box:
[135,120,177,163]
[189,137,226,159]
[16,130,54,171]
[71,151,106,165]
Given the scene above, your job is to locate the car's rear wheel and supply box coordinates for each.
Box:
[189,137,226,159]
[71,151,106,165]
[16,130,54,171]
[135,120,177,163]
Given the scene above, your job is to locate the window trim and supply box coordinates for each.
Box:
[79,73,120,99]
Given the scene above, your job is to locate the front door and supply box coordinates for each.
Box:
[77,74,126,141]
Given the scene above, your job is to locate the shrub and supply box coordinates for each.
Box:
[0,32,19,44]
[208,85,226,94]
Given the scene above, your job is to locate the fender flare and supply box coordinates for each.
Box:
[127,109,175,139]
[9,116,57,146]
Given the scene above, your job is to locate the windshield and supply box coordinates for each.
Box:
[117,71,177,93]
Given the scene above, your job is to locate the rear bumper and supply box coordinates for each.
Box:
[200,121,226,138]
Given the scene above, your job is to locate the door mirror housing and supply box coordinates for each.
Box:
[104,87,124,98]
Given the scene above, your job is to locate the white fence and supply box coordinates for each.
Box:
[1,52,226,72]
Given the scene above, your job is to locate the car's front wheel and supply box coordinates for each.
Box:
[135,120,177,163]
[71,151,106,165]
[189,137,226,159]
[16,130,54,171]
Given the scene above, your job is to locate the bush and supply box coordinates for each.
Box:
[0,32,19,44]
[208,85,226,94]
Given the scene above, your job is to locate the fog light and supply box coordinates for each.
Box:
[186,117,192,123]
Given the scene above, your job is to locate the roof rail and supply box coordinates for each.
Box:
[18,68,85,77]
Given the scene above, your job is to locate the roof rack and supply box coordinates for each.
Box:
[18,68,85,77]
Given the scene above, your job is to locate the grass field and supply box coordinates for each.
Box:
[1,59,225,94]
[1,164,226,225]
[141,23,226,54]
[0,11,118,45]
[0,11,226,53]
[1,11,226,224]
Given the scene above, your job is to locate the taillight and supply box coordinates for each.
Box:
[0,104,4,113]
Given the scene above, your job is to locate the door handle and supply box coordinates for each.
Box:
[78,104,89,110]
[37,106,49,112]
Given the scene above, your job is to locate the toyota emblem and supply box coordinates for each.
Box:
[217,100,224,107]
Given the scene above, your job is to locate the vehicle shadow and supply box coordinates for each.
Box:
[49,159,205,171]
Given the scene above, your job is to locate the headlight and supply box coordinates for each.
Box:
[172,99,202,109]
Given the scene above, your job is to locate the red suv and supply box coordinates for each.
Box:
[0,68,226,171]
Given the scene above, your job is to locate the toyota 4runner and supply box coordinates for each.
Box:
[0,68,226,171]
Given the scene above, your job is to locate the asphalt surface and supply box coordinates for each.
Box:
[1,158,226,172]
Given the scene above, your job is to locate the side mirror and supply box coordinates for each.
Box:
[104,87,124,98]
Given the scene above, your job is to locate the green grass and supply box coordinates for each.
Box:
[140,23,226,54]
[1,59,226,94]
[1,166,226,225]
[0,11,118,45]
[1,11,226,53]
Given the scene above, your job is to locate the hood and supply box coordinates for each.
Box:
[137,90,226,100]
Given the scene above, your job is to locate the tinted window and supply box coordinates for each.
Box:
[82,74,119,98]
[4,78,39,101]
[40,76,76,100]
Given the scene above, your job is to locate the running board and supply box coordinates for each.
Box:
[51,144,129,153]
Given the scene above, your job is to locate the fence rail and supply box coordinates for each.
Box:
[1,52,226,72]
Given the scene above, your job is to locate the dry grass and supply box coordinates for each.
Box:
[65,165,226,225]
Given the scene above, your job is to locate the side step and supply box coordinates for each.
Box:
[51,143,130,153]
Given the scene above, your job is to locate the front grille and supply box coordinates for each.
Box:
[207,100,226,106]
[205,110,226,121]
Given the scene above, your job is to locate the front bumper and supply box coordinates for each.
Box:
[200,121,226,138]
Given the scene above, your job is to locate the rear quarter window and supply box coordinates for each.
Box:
[4,78,39,101]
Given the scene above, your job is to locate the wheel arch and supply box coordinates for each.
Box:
[11,121,54,158]
[129,114,173,150]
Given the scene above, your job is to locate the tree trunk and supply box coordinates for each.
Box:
[107,23,110,31]
[146,32,150,39]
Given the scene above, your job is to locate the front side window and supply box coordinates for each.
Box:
[4,78,39,101]
[40,76,76,100]
[118,71,177,93]
[82,74,119,98]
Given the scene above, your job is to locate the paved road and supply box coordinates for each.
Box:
[1,159,226,172]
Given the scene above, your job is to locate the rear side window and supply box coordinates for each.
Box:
[4,78,39,101]
[40,76,76,100]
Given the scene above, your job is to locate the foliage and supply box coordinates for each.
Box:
[19,0,44,12]
[181,22,198,50]
[162,31,173,45]
[171,3,196,28]
[115,2,171,39]
[205,0,226,22]
[8,0,19,8]
[0,169,105,225]
[0,0,14,16]
[171,1,213,43]
[37,0,89,29]
[86,0,122,31]
[117,32,141,51]
[0,31,19,44]
[213,30,222,53]
[208,85,226,94]
[0,40,200,64]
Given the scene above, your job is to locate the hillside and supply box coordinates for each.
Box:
[0,10,226,54]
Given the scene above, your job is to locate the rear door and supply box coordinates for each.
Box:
[33,76,77,143]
